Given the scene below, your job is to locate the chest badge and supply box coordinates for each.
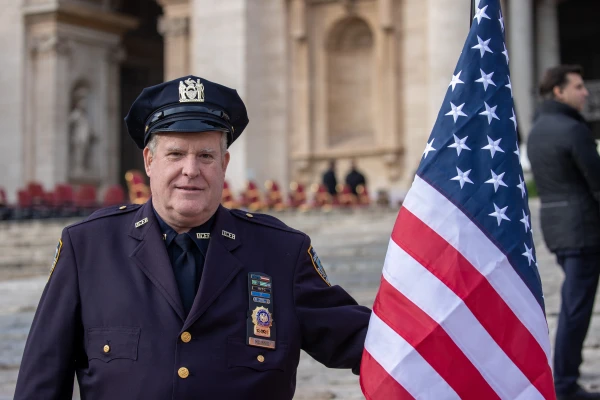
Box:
[247,272,276,350]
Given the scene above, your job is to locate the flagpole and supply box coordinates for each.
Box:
[470,0,476,27]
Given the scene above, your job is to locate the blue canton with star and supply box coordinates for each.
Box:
[417,0,543,308]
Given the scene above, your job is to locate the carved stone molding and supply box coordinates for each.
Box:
[158,16,190,37]
[30,34,72,56]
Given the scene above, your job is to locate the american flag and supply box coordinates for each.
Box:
[360,1,555,399]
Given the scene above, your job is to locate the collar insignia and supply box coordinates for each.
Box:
[222,230,235,240]
[135,217,148,228]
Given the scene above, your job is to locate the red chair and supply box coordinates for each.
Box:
[103,184,126,207]
[264,180,286,211]
[16,189,33,219]
[311,183,334,210]
[125,170,151,204]
[240,180,265,211]
[55,183,77,217]
[75,184,98,215]
[356,184,370,206]
[338,184,358,207]
[27,182,45,206]
[221,180,239,209]
[288,181,307,209]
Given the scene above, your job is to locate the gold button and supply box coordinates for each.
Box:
[257,355,265,363]
[119,206,127,210]
[103,345,110,353]
[178,367,189,379]
[246,213,253,218]
[181,332,192,343]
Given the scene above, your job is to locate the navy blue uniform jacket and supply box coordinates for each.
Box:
[14,201,371,400]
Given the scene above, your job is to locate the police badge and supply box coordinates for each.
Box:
[247,273,276,349]
[251,306,273,337]
[178,78,205,103]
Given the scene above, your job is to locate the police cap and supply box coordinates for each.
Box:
[124,75,249,149]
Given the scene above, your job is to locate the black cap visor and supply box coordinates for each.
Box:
[144,116,232,147]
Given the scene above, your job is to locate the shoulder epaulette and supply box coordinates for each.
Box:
[230,209,303,236]
[68,204,142,228]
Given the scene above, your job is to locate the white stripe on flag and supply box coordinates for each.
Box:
[403,175,552,363]
[364,312,460,400]
[382,240,544,400]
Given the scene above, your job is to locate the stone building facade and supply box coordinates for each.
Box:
[0,0,598,202]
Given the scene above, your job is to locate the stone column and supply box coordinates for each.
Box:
[535,0,560,81]
[377,0,402,181]
[289,0,312,183]
[508,0,535,140]
[157,0,191,80]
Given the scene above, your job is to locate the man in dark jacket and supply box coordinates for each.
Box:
[528,65,600,400]
[345,159,367,196]
[322,159,338,196]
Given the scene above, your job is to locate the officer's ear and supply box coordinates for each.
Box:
[222,151,230,174]
[143,146,153,178]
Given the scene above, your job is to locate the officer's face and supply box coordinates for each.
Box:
[143,131,230,232]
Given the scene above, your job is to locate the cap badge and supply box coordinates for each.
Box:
[179,78,205,103]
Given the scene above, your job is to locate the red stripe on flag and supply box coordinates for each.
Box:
[374,277,500,400]
[360,350,414,400]
[393,208,555,399]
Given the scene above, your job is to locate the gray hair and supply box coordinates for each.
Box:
[147,131,228,157]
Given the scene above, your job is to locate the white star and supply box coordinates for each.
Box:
[514,141,521,159]
[448,134,471,156]
[520,210,531,233]
[475,69,496,91]
[489,203,511,226]
[449,71,464,92]
[473,5,491,25]
[482,136,505,158]
[485,170,508,192]
[423,139,436,159]
[472,35,493,58]
[510,107,518,131]
[522,243,535,266]
[450,167,474,189]
[502,43,509,64]
[479,102,500,125]
[505,75,513,97]
[445,102,468,123]
[517,175,527,198]
[499,10,505,32]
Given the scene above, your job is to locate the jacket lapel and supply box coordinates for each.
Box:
[184,206,243,330]
[128,200,185,321]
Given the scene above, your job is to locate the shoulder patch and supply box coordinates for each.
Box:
[48,239,62,281]
[308,246,331,286]
[230,209,302,235]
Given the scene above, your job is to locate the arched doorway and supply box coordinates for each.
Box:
[326,17,375,148]
[116,0,164,188]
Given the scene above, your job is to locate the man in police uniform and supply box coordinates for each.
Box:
[14,76,371,400]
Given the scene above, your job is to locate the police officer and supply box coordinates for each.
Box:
[14,76,371,400]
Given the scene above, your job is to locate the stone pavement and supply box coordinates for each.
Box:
[1,201,600,399]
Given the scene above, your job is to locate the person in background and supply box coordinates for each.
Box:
[345,159,366,196]
[322,159,338,197]
[527,65,600,400]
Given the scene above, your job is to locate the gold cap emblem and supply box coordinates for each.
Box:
[179,78,204,103]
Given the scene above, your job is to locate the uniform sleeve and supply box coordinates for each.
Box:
[570,125,600,201]
[293,235,371,374]
[14,228,82,400]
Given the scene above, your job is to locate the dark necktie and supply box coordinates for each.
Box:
[173,234,197,316]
